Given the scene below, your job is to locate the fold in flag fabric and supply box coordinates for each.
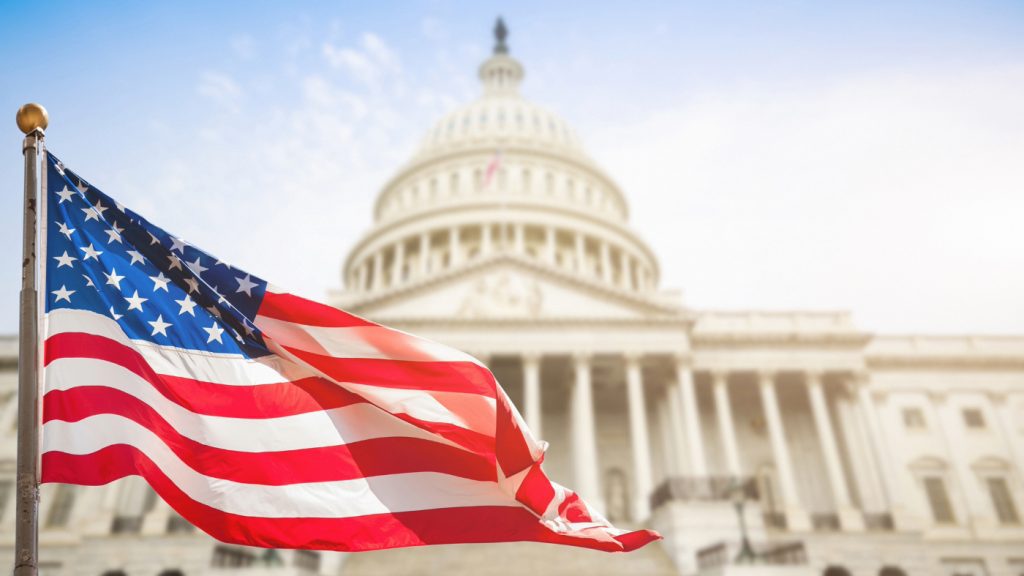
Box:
[40,152,660,553]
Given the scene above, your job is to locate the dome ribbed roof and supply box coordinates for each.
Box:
[414,49,586,159]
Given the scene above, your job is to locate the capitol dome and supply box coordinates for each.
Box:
[339,19,662,308]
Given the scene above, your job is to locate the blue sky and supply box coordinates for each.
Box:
[2,1,1023,333]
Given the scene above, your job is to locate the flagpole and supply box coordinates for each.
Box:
[14,103,47,576]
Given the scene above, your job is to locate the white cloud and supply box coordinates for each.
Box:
[322,32,401,87]
[196,71,243,112]
[588,65,1024,333]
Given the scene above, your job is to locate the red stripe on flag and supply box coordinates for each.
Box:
[43,387,496,484]
[281,344,496,396]
[42,447,658,552]
[45,332,363,418]
[258,291,377,328]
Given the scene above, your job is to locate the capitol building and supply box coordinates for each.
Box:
[2,19,1024,576]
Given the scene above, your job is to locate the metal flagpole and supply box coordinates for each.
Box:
[14,103,48,576]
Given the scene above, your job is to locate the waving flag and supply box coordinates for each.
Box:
[40,152,659,553]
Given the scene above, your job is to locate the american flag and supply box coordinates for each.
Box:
[40,152,659,552]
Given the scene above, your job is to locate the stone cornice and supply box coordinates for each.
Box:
[341,252,689,319]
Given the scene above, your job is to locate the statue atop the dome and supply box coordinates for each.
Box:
[493,17,509,54]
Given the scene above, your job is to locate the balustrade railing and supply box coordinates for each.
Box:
[811,512,840,531]
[696,541,807,570]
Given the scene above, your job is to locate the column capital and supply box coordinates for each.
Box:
[572,351,593,366]
[521,351,543,365]
[623,351,644,366]
[805,370,825,387]
[709,370,729,385]
[671,352,693,367]
[927,390,948,404]
[756,369,777,384]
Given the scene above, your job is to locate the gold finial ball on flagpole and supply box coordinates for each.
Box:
[16,103,48,134]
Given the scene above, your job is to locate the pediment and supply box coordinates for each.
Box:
[343,256,682,322]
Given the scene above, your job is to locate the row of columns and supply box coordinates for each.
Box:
[515,354,877,530]
[351,224,652,292]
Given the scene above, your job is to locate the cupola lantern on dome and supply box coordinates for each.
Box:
[479,17,523,96]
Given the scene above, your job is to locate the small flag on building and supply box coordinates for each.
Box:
[39,151,659,553]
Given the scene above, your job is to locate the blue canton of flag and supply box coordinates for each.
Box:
[45,152,270,357]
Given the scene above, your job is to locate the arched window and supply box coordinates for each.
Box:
[879,567,907,576]
[823,567,852,576]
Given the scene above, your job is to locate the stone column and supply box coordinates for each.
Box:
[666,380,689,475]
[711,371,742,477]
[600,242,612,283]
[420,232,431,276]
[620,252,634,289]
[481,223,492,256]
[856,381,913,530]
[625,353,654,520]
[806,372,864,531]
[992,392,1024,491]
[372,250,384,291]
[930,393,988,528]
[758,371,810,531]
[514,223,525,255]
[545,226,557,264]
[676,358,706,476]
[522,353,542,438]
[575,233,586,273]
[391,240,405,286]
[572,353,602,511]
[449,226,462,267]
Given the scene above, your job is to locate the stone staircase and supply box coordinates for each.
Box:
[339,540,680,576]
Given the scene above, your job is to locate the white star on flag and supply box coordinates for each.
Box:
[103,268,126,290]
[56,221,75,239]
[124,290,148,312]
[235,274,258,296]
[105,222,124,244]
[52,285,75,303]
[150,272,171,292]
[53,251,77,268]
[187,256,208,275]
[203,322,224,344]
[126,250,145,266]
[55,186,75,203]
[168,254,183,271]
[80,244,103,261]
[175,295,197,316]
[148,315,172,337]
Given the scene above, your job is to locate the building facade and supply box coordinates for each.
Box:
[2,20,1024,576]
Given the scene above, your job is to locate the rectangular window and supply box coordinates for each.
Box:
[923,476,956,524]
[46,484,76,528]
[986,477,1020,525]
[903,408,926,430]
[963,408,986,429]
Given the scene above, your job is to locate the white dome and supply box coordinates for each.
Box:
[341,21,661,300]
[415,54,586,160]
